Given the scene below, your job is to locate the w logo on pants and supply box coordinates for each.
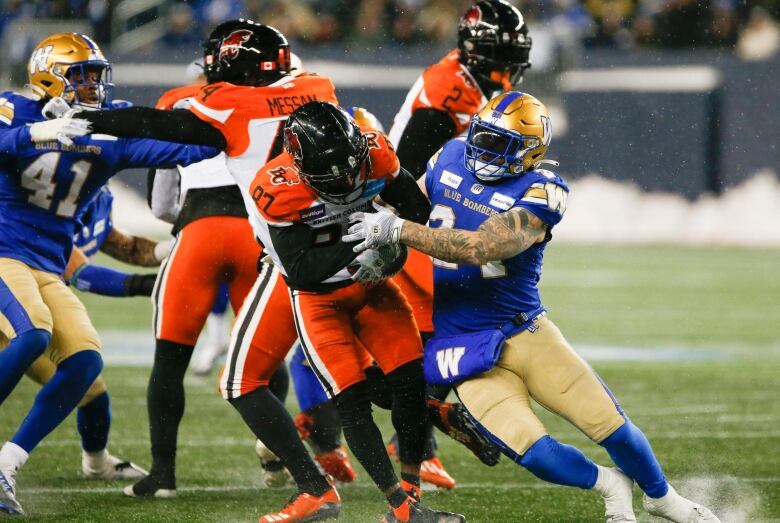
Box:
[436,347,465,379]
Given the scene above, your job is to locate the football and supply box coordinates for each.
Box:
[347,243,408,280]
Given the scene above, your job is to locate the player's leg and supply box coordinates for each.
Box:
[221,265,339,522]
[351,281,464,522]
[522,318,719,522]
[0,274,103,515]
[22,357,145,480]
[289,343,355,484]
[190,282,230,376]
[130,222,221,497]
[455,321,636,522]
[0,258,53,406]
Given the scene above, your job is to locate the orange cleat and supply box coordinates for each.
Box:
[314,446,356,484]
[419,457,456,490]
[258,487,341,523]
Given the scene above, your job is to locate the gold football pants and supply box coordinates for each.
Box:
[456,316,625,456]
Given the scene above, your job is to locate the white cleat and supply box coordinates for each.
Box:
[254,439,294,488]
[596,466,637,523]
[0,465,23,516]
[83,451,148,481]
[643,485,721,523]
[190,313,230,376]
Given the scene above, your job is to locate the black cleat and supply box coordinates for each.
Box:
[428,400,501,467]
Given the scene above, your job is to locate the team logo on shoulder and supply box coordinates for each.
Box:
[219,29,253,60]
[266,166,300,186]
[470,183,484,194]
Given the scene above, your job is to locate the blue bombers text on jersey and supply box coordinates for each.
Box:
[0,91,217,274]
[424,138,569,337]
[72,186,113,258]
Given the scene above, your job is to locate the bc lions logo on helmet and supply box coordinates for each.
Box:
[219,29,253,60]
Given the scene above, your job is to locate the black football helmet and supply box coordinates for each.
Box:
[213,20,291,86]
[284,101,370,205]
[458,0,532,94]
[203,19,246,83]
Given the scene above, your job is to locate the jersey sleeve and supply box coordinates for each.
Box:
[365,130,400,183]
[117,138,218,170]
[414,64,483,135]
[513,170,570,227]
[187,83,250,157]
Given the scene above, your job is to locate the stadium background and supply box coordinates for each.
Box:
[0,1,778,521]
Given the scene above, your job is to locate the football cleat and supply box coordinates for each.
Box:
[83,450,148,480]
[255,439,294,488]
[643,485,721,523]
[400,479,422,502]
[427,400,501,467]
[122,474,176,498]
[419,458,456,490]
[597,467,636,523]
[0,464,23,516]
[381,497,466,523]
[314,447,356,484]
[258,487,341,523]
[387,439,455,490]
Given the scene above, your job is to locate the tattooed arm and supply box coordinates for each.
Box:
[401,207,547,265]
[99,227,160,267]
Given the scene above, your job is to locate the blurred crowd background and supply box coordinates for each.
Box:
[1,0,779,65]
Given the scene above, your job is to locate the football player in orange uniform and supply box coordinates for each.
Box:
[75,21,342,522]
[120,23,293,500]
[249,100,464,523]
[385,0,532,482]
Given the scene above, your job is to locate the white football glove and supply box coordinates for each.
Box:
[343,208,405,253]
[29,117,91,146]
[348,249,388,284]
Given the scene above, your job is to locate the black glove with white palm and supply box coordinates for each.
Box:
[343,205,406,253]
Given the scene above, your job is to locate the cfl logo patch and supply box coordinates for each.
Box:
[29,45,54,74]
[436,347,465,379]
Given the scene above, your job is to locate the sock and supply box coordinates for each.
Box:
[335,381,398,492]
[77,391,111,453]
[0,442,29,471]
[400,472,420,487]
[387,487,409,508]
[147,340,193,482]
[0,329,50,404]
[11,350,103,453]
[228,386,330,496]
[268,363,289,404]
[518,435,599,490]
[387,360,428,466]
[600,420,668,498]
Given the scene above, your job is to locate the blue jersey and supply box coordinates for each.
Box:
[73,186,114,258]
[0,92,217,273]
[425,139,569,337]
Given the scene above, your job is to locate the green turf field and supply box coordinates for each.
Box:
[2,245,778,522]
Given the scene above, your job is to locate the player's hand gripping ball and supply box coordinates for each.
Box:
[347,243,408,284]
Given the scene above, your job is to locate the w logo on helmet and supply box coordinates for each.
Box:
[219,29,253,60]
[29,45,53,74]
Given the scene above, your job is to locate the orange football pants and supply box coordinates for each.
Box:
[290,279,423,398]
[391,248,434,334]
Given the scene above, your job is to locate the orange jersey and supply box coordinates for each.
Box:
[388,49,487,145]
[155,83,202,110]
[250,129,400,285]
[188,75,338,158]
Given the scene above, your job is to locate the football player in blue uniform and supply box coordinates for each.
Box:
[344,91,721,523]
[0,32,216,515]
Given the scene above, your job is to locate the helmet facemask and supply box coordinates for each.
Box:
[60,61,113,109]
[465,118,540,182]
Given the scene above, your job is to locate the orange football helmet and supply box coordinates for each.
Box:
[28,32,112,108]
